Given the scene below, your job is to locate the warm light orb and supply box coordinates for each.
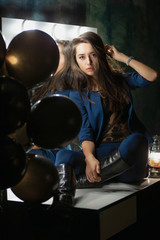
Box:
[6,55,18,65]
[149,152,160,168]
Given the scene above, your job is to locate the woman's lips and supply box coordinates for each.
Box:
[86,67,94,71]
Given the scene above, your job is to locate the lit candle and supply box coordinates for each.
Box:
[149,152,160,168]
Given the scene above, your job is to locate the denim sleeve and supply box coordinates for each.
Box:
[69,91,94,143]
[125,72,152,88]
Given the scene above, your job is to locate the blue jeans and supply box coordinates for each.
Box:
[28,148,58,164]
[28,144,72,165]
[55,133,149,183]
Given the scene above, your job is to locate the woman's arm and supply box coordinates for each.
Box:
[82,140,101,183]
[70,91,101,183]
[105,45,158,82]
[69,91,94,143]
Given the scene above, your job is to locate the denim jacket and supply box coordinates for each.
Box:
[69,73,153,146]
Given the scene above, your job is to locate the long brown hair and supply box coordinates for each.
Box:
[71,32,131,111]
[30,40,73,104]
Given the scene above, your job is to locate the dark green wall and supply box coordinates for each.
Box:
[86,0,160,136]
[0,0,160,136]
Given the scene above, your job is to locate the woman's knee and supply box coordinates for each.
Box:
[55,149,84,167]
[121,133,148,149]
[119,133,148,166]
[55,149,73,166]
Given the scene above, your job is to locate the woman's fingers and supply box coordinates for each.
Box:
[87,172,101,183]
[104,44,113,56]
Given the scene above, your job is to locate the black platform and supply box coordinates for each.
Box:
[0,178,160,240]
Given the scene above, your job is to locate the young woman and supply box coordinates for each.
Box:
[54,31,158,207]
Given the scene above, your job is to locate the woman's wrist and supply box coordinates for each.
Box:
[117,53,135,66]
[126,56,134,66]
[115,52,129,63]
[84,153,95,163]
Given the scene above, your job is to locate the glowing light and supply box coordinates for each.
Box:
[149,152,160,167]
[54,24,67,40]
[78,26,97,35]
[22,20,37,31]
[2,17,97,47]
[6,55,18,65]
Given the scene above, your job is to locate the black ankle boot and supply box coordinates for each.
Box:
[53,163,76,207]
[76,149,130,188]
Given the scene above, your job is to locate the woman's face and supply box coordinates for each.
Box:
[55,44,65,74]
[75,42,99,78]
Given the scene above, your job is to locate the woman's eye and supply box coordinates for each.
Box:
[79,56,85,60]
[91,53,96,57]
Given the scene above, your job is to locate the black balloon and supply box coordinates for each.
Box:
[11,153,59,203]
[0,136,27,189]
[27,94,82,149]
[5,30,59,89]
[0,31,6,68]
[0,76,31,134]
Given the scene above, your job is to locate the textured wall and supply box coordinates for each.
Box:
[0,0,160,135]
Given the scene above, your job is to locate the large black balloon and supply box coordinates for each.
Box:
[0,76,31,134]
[5,30,59,89]
[0,31,6,68]
[12,153,59,204]
[0,136,27,189]
[27,94,82,149]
